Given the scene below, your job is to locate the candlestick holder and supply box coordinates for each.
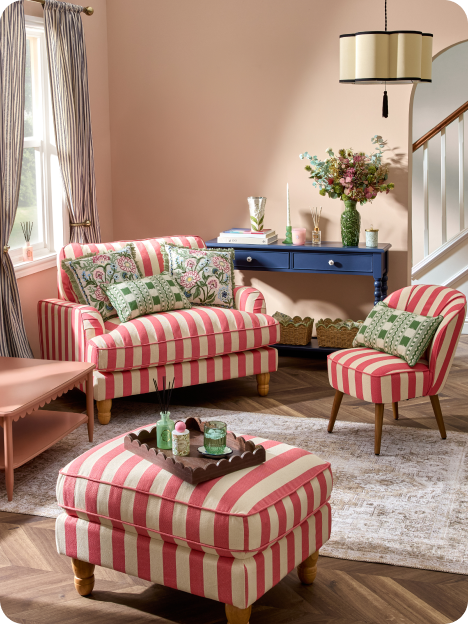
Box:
[283,226,293,245]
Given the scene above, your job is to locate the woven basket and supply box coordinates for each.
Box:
[316,318,363,349]
[273,312,314,346]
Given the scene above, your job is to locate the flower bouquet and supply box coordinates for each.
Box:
[299,136,395,246]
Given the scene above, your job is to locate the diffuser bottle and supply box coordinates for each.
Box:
[22,242,33,262]
[157,412,174,450]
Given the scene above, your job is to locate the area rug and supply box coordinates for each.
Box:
[1,400,467,575]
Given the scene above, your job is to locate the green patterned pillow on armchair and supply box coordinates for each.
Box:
[353,301,443,367]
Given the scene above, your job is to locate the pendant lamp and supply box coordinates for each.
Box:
[339,0,433,117]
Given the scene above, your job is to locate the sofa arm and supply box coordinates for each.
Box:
[38,299,105,362]
[234,286,267,314]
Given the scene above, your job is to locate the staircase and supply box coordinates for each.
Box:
[412,101,468,333]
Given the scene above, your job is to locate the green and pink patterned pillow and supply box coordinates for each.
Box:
[164,244,236,309]
[61,244,142,320]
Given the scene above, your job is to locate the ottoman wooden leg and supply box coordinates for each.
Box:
[225,604,252,624]
[297,550,319,584]
[392,402,399,420]
[256,373,270,397]
[96,399,112,425]
[375,403,384,455]
[72,559,95,596]
[328,390,343,433]
[430,395,447,439]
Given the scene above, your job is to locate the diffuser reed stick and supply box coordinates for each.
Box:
[21,221,33,243]
[153,376,175,413]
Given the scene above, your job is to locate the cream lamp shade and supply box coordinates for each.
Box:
[340,31,433,84]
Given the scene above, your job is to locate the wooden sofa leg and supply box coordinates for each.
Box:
[256,373,270,397]
[392,402,399,420]
[225,604,252,624]
[430,395,447,439]
[328,390,343,433]
[375,403,384,455]
[96,399,112,425]
[297,550,319,584]
[72,559,95,596]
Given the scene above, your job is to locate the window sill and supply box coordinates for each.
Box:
[14,252,57,279]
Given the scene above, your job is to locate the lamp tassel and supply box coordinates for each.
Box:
[382,90,388,118]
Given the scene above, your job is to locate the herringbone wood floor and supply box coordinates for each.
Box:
[1,338,467,624]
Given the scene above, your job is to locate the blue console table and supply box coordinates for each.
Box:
[206,238,391,356]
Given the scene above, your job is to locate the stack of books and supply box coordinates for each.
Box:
[217,228,278,245]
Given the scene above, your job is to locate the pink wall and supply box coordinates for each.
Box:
[105,0,468,323]
[20,0,113,356]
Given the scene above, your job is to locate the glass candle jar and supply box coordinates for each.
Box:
[365,228,379,248]
[292,228,306,245]
[204,421,227,455]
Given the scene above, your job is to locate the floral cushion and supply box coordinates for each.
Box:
[164,244,236,309]
[61,244,142,321]
[102,272,192,323]
[353,301,443,367]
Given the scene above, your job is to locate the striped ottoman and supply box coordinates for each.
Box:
[56,425,333,623]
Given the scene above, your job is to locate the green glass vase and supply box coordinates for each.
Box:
[340,199,361,247]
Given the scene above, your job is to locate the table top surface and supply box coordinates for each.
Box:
[206,239,392,252]
[0,357,94,417]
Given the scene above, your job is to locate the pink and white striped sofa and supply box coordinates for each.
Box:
[38,236,280,424]
[56,425,333,623]
[327,285,467,455]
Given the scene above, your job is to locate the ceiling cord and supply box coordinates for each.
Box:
[385,0,387,31]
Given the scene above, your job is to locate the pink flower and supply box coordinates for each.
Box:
[207,277,219,291]
[179,270,201,290]
[92,254,111,264]
[185,258,196,270]
[93,269,105,281]
[346,177,352,183]
[189,250,208,257]
[93,286,107,302]
[340,178,346,185]
[212,255,230,274]
[117,256,137,273]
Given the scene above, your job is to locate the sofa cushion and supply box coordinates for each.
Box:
[86,307,280,372]
[58,236,207,303]
[57,427,333,559]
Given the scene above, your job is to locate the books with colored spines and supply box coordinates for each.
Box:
[217,228,278,245]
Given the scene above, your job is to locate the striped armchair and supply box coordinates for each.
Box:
[327,285,467,455]
[38,236,279,424]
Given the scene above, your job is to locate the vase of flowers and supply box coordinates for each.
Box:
[300,136,394,247]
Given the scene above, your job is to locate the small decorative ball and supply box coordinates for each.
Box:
[175,421,186,433]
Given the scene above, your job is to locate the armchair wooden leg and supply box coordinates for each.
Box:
[375,403,384,455]
[96,399,112,425]
[297,550,319,584]
[328,390,344,433]
[430,395,447,439]
[72,559,95,596]
[225,604,252,624]
[256,373,270,397]
[392,402,399,420]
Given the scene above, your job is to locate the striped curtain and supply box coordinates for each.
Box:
[0,1,33,358]
[43,0,101,244]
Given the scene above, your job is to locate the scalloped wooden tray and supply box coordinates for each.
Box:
[124,417,266,484]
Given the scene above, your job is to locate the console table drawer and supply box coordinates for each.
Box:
[234,250,290,270]
[292,252,372,273]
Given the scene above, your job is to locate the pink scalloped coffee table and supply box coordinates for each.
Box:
[0,357,94,501]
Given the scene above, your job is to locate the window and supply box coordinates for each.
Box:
[10,16,66,267]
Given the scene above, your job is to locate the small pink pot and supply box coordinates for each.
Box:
[292,228,306,246]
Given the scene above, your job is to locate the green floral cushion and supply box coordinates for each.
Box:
[164,244,236,309]
[102,272,192,323]
[353,301,443,367]
[61,244,142,321]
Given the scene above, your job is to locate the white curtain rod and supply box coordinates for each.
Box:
[26,0,94,16]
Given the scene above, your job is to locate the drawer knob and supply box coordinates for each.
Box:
[328,260,335,266]
[247,256,252,263]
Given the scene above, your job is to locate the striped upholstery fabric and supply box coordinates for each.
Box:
[328,285,466,403]
[0,1,33,358]
[87,307,279,372]
[44,0,101,244]
[58,236,206,302]
[91,346,278,401]
[57,429,332,559]
[56,501,331,609]
[234,286,266,314]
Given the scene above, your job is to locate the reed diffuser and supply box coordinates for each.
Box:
[21,222,33,262]
[310,207,322,245]
[153,377,175,449]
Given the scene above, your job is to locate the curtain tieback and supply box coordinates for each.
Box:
[3,245,10,254]
[70,220,91,227]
